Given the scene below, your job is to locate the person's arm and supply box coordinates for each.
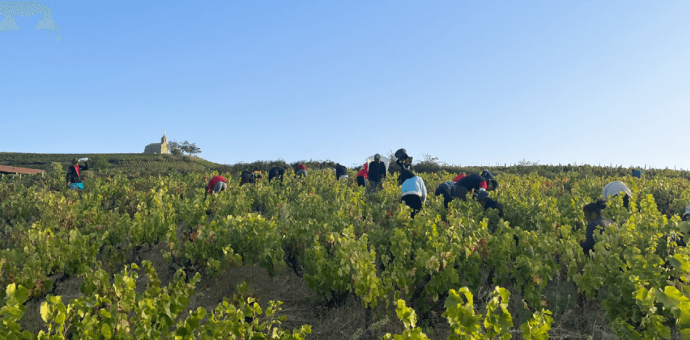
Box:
[479,176,487,190]
[81,162,89,171]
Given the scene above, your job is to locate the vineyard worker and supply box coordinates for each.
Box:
[205,175,227,199]
[240,170,255,186]
[580,200,616,255]
[66,158,88,190]
[477,190,504,218]
[268,167,286,183]
[296,164,307,178]
[335,163,349,181]
[395,148,413,171]
[434,181,457,208]
[399,170,427,218]
[356,163,368,187]
[252,171,263,182]
[602,181,633,209]
[367,154,387,198]
[684,205,690,222]
[454,174,498,201]
[632,170,643,178]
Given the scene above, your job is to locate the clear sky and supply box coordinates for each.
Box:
[2,1,689,169]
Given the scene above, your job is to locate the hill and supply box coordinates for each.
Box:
[0,152,228,174]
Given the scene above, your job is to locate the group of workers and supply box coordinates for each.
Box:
[65,153,689,257]
[349,149,502,220]
[204,164,309,198]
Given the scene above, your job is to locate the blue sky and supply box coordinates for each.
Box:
[2,1,689,169]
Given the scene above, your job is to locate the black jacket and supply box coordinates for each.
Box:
[335,164,348,179]
[581,217,615,255]
[456,174,486,191]
[240,171,254,185]
[368,161,387,182]
[66,162,88,184]
[268,167,285,182]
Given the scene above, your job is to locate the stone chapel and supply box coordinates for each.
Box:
[144,132,169,154]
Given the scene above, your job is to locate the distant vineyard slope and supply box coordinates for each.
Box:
[0,152,229,175]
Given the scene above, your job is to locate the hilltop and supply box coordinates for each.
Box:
[0,152,228,174]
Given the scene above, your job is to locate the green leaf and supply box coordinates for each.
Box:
[99,309,111,319]
[40,302,51,323]
[670,254,690,272]
[14,285,30,304]
[102,323,112,339]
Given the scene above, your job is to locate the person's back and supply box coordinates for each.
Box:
[454,174,487,199]
[268,167,285,183]
[456,174,486,191]
[335,164,348,180]
[400,170,426,217]
[401,175,427,203]
[602,181,632,208]
[453,174,466,182]
[206,175,227,198]
[435,181,456,208]
[296,165,307,178]
[240,171,253,186]
[357,164,368,178]
[356,163,368,187]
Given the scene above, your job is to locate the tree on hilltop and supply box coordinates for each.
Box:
[168,139,201,157]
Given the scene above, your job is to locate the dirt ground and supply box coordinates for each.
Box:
[19,239,667,339]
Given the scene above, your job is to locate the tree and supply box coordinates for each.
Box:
[168,141,182,155]
[181,140,192,155]
[188,143,201,157]
[167,139,200,156]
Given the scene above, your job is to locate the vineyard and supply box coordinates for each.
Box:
[2,166,690,339]
[0,153,224,174]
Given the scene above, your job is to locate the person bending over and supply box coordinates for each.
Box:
[580,199,616,256]
[399,170,427,218]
